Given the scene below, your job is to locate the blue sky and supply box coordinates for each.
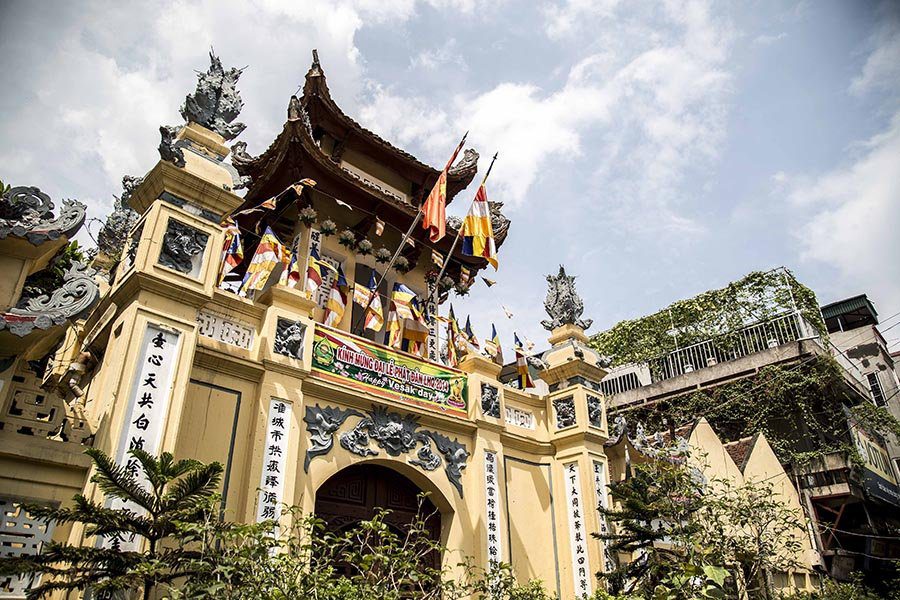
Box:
[2,0,898,355]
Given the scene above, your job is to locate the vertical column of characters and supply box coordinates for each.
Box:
[256,398,292,525]
[484,451,503,566]
[564,461,592,598]
[108,323,182,550]
[592,460,616,574]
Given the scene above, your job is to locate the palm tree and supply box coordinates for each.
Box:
[0,447,223,600]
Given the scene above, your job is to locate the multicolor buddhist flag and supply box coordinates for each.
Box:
[514,333,534,389]
[239,227,283,296]
[323,265,350,327]
[305,246,336,298]
[461,183,498,270]
[354,269,384,332]
[218,222,243,283]
[463,316,479,350]
[431,250,445,269]
[232,196,277,219]
[484,324,502,363]
[482,277,496,287]
[387,283,418,348]
[421,134,467,242]
[401,305,429,356]
[445,305,461,367]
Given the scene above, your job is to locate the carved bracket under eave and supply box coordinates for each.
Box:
[0,186,87,246]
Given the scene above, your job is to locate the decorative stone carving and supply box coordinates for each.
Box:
[180,50,246,141]
[587,394,603,428]
[274,318,305,359]
[303,405,363,471]
[197,311,254,349]
[480,382,500,418]
[123,221,143,270]
[448,148,479,176]
[97,176,142,259]
[425,430,469,497]
[541,265,592,331]
[158,219,208,274]
[306,405,469,496]
[158,125,186,167]
[0,186,86,246]
[287,95,303,121]
[1,261,99,337]
[553,396,576,429]
[488,201,511,247]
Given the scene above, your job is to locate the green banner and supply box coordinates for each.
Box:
[311,327,468,418]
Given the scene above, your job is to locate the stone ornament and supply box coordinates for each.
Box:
[274,318,305,360]
[180,50,246,141]
[97,176,142,259]
[303,405,363,471]
[481,382,501,418]
[158,125,186,167]
[553,396,576,429]
[541,265,593,331]
[158,219,208,275]
[1,261,100,337]
[0,186,87,246]
[305,405,470,496]
[587,395,603,428]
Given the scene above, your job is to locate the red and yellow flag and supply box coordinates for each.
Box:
[421,135,467,243]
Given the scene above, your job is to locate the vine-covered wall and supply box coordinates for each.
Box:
[590,268,825,367]
[616,355,900,466]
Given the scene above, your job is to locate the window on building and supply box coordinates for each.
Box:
[867,372,886,407]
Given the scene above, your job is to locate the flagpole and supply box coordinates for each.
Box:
[352,133,469,336]
[434,151,498,285]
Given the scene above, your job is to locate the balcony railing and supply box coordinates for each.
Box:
[646,311,815,384]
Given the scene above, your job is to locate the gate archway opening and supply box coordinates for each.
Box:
[314,463,444,571]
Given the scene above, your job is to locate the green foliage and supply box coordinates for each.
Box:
[778,572,900,600]
[172,499,554,600]
[0,177,11,196]
[19,241,88,302]
[590,268,824,367]
[597,455,810,599]
[850,401,900,439]
[621,355,863,465]
[0,448,223,599]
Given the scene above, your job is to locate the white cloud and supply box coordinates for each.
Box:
[791,110,900,311]
[359,0,733,237]
[850,15,900,97]
[753,32,787,45]
[410,39,467,71]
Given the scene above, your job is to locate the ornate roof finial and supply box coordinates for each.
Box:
[179,48,246,141]
[96,176,142,259]
[540,265,593,331]
[308,48,323,77]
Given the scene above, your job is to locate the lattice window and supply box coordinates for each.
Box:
[0,498,54,599]
[867,372,886,407]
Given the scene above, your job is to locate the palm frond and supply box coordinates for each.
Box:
[85,448,156,513]
[161,463,223,513]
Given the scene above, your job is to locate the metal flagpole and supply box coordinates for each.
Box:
[434,151,499,285]
[352,133,469,336]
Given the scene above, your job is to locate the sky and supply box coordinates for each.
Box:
[1,0,899,355]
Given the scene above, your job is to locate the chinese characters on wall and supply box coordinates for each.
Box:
[110,323,182,550]
[504,406,535,430]
[484,451,503,566]
[564,461,592,598]
[256,398,292,523]
[196,310,254,349]
[592,460,616,574]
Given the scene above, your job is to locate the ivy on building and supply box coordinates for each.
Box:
[617,355,900,466]
[590,268,825,367]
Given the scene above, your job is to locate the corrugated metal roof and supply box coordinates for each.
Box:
[821,295,877,320]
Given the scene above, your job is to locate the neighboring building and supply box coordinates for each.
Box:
[823,295,900,464]
[596,276,900,580]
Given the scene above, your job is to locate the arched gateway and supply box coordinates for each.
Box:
[315,464,442,568]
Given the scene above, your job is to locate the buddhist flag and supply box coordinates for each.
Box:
[445,305,461,367]
[354,269,384,332]
[514,333,534,389]
[281,246,302,288]
[324,265,350,327]
[431,250,445,269]
[461,183,498,270]
[421,134,467,242]
[218,223,243,283]
[401,301,429,356]
[239,227,283,296]
[387,283,418,348]
[482,277,496,288]
[305,246,336,298]
[463,316,479,350]
[232,196,277,219]
[484,324,503,364]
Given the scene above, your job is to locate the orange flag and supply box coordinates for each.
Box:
[421,134,467,242]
